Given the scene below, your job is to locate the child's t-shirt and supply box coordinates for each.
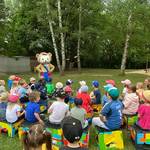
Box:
[76,92,92,113]
[138,104,150,130]
[48,101,69,124]
[102,95,110,106]
[25,102,40,123]
[18,87,27,98]
[122,93,139,115]
[0,102,7,121]
[64,85,72,95]
[6,103,21,123]
[101,100,123,130]
[93,89,101,104]
[70,107,86,128]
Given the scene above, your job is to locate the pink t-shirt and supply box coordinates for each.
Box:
[138,104,150,130]
[122,93,139,115]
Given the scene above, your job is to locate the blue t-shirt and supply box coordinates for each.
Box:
[101,100,123,130]
[18,87,27,98]
[25,102,40,123]
[93,89,101,104]
[102,95,110,106]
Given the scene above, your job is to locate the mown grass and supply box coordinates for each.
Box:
[0,69,149,150]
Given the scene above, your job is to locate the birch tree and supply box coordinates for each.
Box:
[77,2,82,72]
[121,13,132,75]
[57,0,66,73]
[46,0,62,73]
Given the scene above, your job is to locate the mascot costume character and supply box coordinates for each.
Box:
[35,52,55,82]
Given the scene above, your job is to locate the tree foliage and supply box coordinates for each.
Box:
[0,0,150,70]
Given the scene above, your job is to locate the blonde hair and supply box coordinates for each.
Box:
[19,79,26,86]
[7,102,17,110]
[29,91,40,102]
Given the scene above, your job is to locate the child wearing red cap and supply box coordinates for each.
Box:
[6,94,24,123]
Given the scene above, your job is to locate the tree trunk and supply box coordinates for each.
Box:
[121,13,132,75]
[57,0,65,73]
[77,3,82,72]
[46,0,62,73]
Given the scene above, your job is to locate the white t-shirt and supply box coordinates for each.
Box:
[6,103,21,123]
[48,101,69,124]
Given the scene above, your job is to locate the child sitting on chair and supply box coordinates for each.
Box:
[23,124,58,150]
[6,94,24,123]
[10,79,19,95]
[60,116,88,150]
[70,98,88,129]
[28,77,36,91]
[76,85,92,113]
[52,82,63,98]
[121,79,131,97]
[122,85,139,115]
[64,79,74,103]
[18,79,29,103]
[137,90,150,130]
[90,80,101,104]
[25,91,44,125]
[48,89,69,125]
[77,80,86,94]
[92,87,123,130]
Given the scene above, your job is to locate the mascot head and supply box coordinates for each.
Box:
[36,52,52,64]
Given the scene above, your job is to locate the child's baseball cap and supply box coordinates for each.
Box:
[56,82,63,89]
[108,87,119,100]
[55,89,66,99]
[30,77,36,82]
[104,84,114,92]
[106,80,115,86]
[92,80,99,87]
[79,80,86,86]
[66,79,73,85]
[142,90,150,102]
[121,79,131,85]
[80,85,88,92]
[61,116,83,143]
[8,94,19,103]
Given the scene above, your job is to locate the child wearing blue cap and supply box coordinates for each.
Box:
[92,87,123,130]
[90,80,101,104]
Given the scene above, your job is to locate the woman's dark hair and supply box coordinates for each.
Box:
[23,124,52,150]
[74,98,83,106]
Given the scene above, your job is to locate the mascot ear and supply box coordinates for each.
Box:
[36,54,40,58]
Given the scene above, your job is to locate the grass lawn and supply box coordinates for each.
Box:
[0,69,149,150]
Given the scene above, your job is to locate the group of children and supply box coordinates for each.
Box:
[0,75,150,150]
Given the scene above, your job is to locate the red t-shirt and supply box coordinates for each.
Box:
[138,104,150,130]
[76,92,92,113]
